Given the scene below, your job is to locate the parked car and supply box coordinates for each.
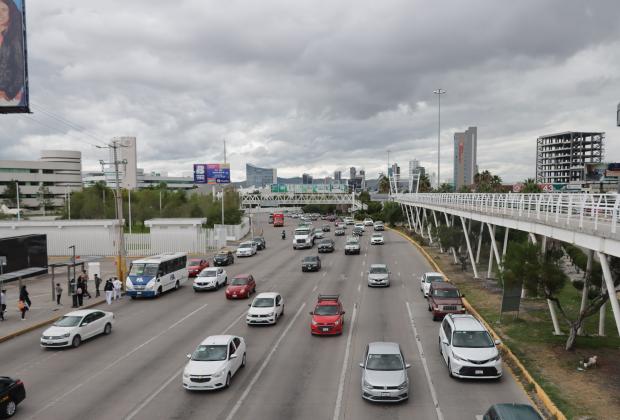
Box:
[182,335,246,390]
[482,404,543,420]
[439,314,502,379]
[321,225,331,232]
[359,342,410,402]
[187,258,210,277]
[246,292,284,325]
[334,228,345,236]
[310,294,345,335]
[427,283,465,320]
[225,274,256,299]
[363,218,374,226]
[193,267,227,291]
[420,272,445,297]
[236,241,257,257]
[0,376,26,418]
[213,249,235,266]
[318,238,335,253]
[345,236,361,255]
[253,236,266,250]
[40,309,114,348]
[367,264,391,287]
[370,233,384,245]
[302,255,322,272]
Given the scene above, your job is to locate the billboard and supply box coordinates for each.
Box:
[270,184,349,194]
[0,0,29,114]
[193,163,230,184]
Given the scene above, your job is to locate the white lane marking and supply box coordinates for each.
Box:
[322,272,326,277]
[475,416,483,420]
[357,284,361,293]
[125,309,247,420]
[360,271,363,278]
[13,351,60,376]
[312,285,318,292]
[225,303,307,420]
[29,303,210,420]
[398,272,401,277]
[406,302,444,420]
[395,260,398,265]
[332,303,358,420]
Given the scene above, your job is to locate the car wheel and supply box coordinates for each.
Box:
[281,305,284,316]
[448,359,454,378]
[2,399,16,418]
[157,287,163,297]
[104,323,112,335]
[438,337,442,354]
[174,281,180,290]
[241,353,246,368]
[72,335,81,348]
[428,305,431,312]
[225,372,231,388]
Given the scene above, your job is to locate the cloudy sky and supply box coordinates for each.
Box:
[3,0,620,183]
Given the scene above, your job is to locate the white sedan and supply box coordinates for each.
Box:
[236,241,257,257]
[246,292,284,325]
[370,233,385,245]
[183,335,246,390]
[193,267,227,291]
[40,309,114,348]
[420,272,446,297]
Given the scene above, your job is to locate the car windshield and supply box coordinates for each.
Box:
[231,277,248,285]
[432,289,460,298]
[216,253,228,257]
[452,331,494,348]
[303,257,318,262]
[129,263,159,276]
[426,275,444,283]
[198,270,217,277]
[191,345,228,361]
[370,266,388,274]
[366,354,404,371]
[188,261,201,266]
[320,240,332,244]
[296,229,310,235]
[252,298,274,308]
[239,243,252,249]
[372,234,382,238]
[54,316,82,327]
[314,305,339,315]
[346,240,358,245]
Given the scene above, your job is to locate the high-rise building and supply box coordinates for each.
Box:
[334,170,342,183]
[359,169,366,190]
[389,163,401,183]
[302,173,313,184]
[245,163,277,187]
[349,167,356,181]
[536,131,604,185]
[453,127,478,189]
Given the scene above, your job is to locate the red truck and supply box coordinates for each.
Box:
[273,213,284,227]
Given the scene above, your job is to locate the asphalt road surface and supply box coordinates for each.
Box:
[0,219,531,420]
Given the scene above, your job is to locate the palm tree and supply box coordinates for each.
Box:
[378,175,390,194]
[522,178,542,193]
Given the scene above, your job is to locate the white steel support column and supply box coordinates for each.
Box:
[432,211,443,252]
[599,277,607,336]
[540,236,562,335]
[486,223,502,273]
[487,235,494,279]
[405,204,413,230]
[416,207,424,236]
[578,250,594,335]
[475,222,483,264]
[448,213,458,264]
[421,209,428,238]
[597,252,620,336]
[461,216,479,278]
[427,224,434,244]
[502,227,510,258]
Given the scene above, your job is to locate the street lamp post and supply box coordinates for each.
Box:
[433,88,446,189]
[15,181,20,221]
[69,245,78,308]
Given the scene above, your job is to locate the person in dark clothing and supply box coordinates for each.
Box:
[94,274,102,297]
[76,279,84,307]
[19,285,31,307]
[104,279,114,305]
[55,283,62,305]
[81,273,92,299]
[0,0,26,105]
[0,289,6,321]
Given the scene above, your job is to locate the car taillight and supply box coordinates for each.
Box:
[15,380,23,386]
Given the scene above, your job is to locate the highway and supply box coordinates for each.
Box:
[0,218,531,420]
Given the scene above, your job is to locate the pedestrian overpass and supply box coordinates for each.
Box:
[241,192,361,210]
[393,192,620,336]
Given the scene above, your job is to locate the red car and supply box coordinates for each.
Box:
[187,258,209,277]
[427,282,466,321]
[310,294,345,335]
[225,274,256,299]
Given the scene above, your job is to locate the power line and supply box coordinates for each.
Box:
[31,103,108,146]
[17,114,102,148]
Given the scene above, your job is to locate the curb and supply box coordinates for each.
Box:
[388,226,567,420]
[0,297,108,344]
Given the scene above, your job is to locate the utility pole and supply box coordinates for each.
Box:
[15,181,20,221]
[222,139,226,225]
[433,88,446,189]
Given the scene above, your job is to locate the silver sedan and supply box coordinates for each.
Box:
[359,342,410,402]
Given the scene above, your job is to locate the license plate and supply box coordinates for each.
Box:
[475,369,483,375]
[381,392,390,397]
[137,292,142,295]
[322,327,329,332]
[233,294,237,297]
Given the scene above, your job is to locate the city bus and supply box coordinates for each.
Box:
[273,213,284,227]
[126,252,188,298]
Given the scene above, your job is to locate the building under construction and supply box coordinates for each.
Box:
[535,131,604,185]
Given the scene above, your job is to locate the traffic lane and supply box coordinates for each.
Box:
[129,241,339,420]
[222,237,363,420]
[386,229,532,419]
[341,233,438,420]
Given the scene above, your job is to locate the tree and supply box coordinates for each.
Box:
[377,175,390,194]
[522,178,542,193]
[436,183,454,193]
[473,170,503,193]
[436,224,464,258]
[457,185,472,193]
[2,180,18,207]
[417,174,432,193]
[382,202,404,226]
[37,185,54,214]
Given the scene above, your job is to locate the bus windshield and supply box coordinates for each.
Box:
[129,263,159,276]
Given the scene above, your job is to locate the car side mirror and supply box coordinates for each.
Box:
[405,363,411,369]
[277,303,281,307]
[186,354,192,359]
[442,339,449,345]
[341,311,346,315]
[229,354,238,360]
[494,339,502,345]
[461,294,465,297]
[309,311,313,316]
[81,322,88,327]
[359,362,364,368]
[248,304,251,307]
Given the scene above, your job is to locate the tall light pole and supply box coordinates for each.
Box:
[15,181,20,221]
[433,88,446,189]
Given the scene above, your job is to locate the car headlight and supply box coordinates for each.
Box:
[213,368,226,378]
[452,351,467,362]
[62,333,71,338]
[146,282,155,290]
[490,352,502,362]
[362,378,372,389]
[311,319,318,326]
[397,380,408,390]
[183,371,190,379]
[267,312,275,317]
[334,319,340,326]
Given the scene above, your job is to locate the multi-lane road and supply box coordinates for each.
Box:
[0,219,531,420]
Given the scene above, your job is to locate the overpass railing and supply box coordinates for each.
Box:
[394,193,620,235]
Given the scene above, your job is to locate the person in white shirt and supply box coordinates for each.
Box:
[112,277,122,300]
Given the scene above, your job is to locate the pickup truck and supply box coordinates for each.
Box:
[293,227,315,250]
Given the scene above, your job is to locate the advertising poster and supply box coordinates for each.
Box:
[0,0,29,113]
[206,163,230,184]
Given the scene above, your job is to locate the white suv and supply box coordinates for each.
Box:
[193,267,227,291]
[370,233,384,245]
[363,218,374,226]
[246,292,284,325]
[439,314,502,379]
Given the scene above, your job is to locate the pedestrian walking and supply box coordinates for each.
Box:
[113,277,122,300]
[55,283,63,305]
[0,289,6,321]
[19,285,31,309]
[94,274,102,297]
[76,279,84,307]
[18,299,28,320]
[82,277,92,299]
[104,279,114,305]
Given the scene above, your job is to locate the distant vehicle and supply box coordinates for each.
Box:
[439,314,502,379]
[363,218,374,226]
[293,227,315,250]
[334,228,345,236]
[302,255,322,272]
[352,226,364,236]
[321,225,331,232]
[182,335,246,390]
[236,241,257,257]
[359,342,410,402]
[193,267,227,292]
[427,283,465,320]
[246,292,284,325]
[370,233,384,245]
[344,236,361,255]
[187,258,210,277]
[420,272,445,297]
[318,238,335,253]
[253,237,266,250]
[326,215,336,222]
[268,214,274,224]
[335,222,346,229]
[344,217,355,225]
[126,253,188,298]
[373,222,385,231]
[354,222,365,231]
[482,404,543,420]
[310,294,345,335]
[213,250,235,266]
[0,376,26,418]
[225,274,256,299]
[367,264,390,287]
[40,309,114,348]
[313,228,325,240]
[273,213,284,227]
